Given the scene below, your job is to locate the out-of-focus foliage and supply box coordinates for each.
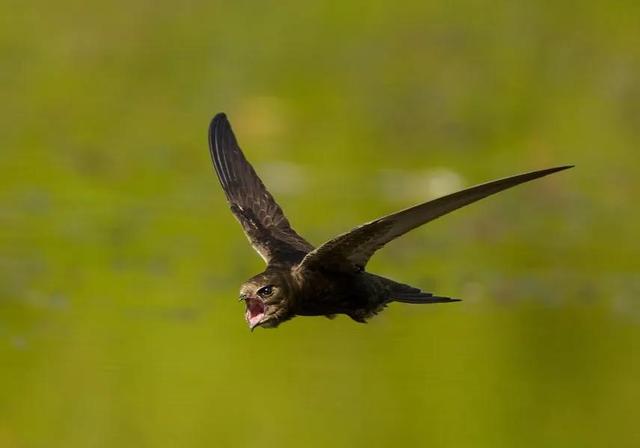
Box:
[1,1,639,447]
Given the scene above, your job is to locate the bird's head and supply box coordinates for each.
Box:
[239,270,293,331]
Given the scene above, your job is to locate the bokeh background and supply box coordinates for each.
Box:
[2,1,639,447]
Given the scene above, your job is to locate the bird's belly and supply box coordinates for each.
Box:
[295,296,346,316]
[293,271,389,318]
[295,288,375,317]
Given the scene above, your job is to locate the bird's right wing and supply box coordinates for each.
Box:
[208,113,314,264]
[296,166,572,273]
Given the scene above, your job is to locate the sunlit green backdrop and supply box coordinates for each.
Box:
[1,1,639,447]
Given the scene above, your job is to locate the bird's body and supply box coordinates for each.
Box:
[244,264,449,327]
[293,270,391,321]
[208,112,572,330]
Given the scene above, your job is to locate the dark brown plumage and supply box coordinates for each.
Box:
[208,113,572,330]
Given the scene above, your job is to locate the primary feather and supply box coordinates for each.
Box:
[297,166,573,274]
[208,113,313,264]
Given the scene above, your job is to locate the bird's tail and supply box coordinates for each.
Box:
[376,275,460,304]
[392,291,459,304]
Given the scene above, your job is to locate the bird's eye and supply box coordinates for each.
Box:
[257,285,274,298]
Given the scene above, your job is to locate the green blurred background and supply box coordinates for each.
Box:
[1,1,639,447]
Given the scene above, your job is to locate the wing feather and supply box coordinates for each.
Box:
[297,166,573,273]
[208,113,313,264]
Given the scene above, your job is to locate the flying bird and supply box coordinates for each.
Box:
[208,113,572,330]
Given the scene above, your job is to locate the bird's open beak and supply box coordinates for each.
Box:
[243,296,266,331]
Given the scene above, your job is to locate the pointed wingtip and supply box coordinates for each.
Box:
[207,112,235,187]
[555,164,575,171]
[210,112,228,133]
[537,164,574,176]
[504,164,574,185]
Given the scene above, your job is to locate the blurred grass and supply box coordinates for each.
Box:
[1,0,639,447]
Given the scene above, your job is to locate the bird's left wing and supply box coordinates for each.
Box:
[296,166,572,273]
[208,113,314,264]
